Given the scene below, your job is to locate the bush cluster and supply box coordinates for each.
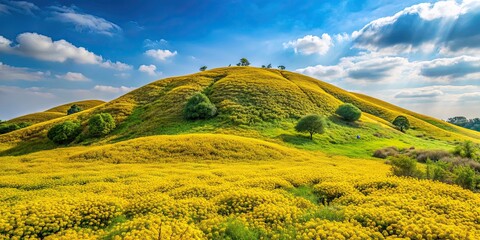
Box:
[0,122,30,134]
[88,113,116,137]
[184,93,217,120]
[335,103,361,122]
[47,121,82,144]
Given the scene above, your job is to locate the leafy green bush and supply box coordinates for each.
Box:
[184,93,217,120]
[47,121,81,144]
[426,160,451,182]
[67,104,82,115]
[88,113,116,137]
[295,114,326,140]
[335,103,361,122]
[390,155,423,178]
[392,116,410,132]
[0,122,31,134]
[453,141,478,160]
[454,166,476,190]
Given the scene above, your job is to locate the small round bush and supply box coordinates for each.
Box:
[88,113,116,137]
[47,121,81,144]
[67,104,82,115]
[336,103,361,122]
[184,93,217,120]
[295,114,326,140]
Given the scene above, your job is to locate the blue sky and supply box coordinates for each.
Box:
[1,0,480,120]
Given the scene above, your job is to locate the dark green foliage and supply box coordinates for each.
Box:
[67,104,82,115]
[278,65,286,70]
[454,166,476,190]
[392,115,410,132]
[184,93,217,120]
[47,121,81,144]
[453,140,478,160]
[261,64,272,69]
[199,66,207,71]
[88,113,116,137]
[237,58,250,66]
[390,155,423,178]
[295,114,326,140]
[0,122,31,134]
[447,116,480,132]
[335,103,361,122]
[426,160,451,182]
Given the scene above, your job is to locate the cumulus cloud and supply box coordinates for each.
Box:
[0,0,39,15]
[0,62,48,81]
[283,34,333,55]
[138,64,160,76]
[0,33,131,70]
[55,72,90,82]
[93,85,135,93]
[145,49,177,61]
[50,6,121,36]
[459,92,480,100]
[297,55,410,82]
[352,0,480,55]
[395,89,444,98]
[418,56,480,80]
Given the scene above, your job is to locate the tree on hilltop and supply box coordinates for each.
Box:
[278,65,286,70]
[199,66,207,71]
[238,58,250,66]
[67,104,82,115]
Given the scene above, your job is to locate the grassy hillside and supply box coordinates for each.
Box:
[1,67,478,157]
[0,67,479,239]
[7,100,105,125]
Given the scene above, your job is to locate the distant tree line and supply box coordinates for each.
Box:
[447,116,480,132]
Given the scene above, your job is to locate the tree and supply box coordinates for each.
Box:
[238,58,250,66]
[453,140,478,160]
[261,65,266,68]
[47,121,81,144]
[295,114,327,140]
[67,104,82,115]
[184,93,217,120]
[199,66,207,71]
[448,116,468,126]
[266,63,272,69]
[335,103,362,122]
[278,65,286,70]
[88,113,116,137]
[392,115,410,132]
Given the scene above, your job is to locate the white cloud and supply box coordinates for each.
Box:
[51,6,121,36]
[0,0,39,15]
[143,39,168,48]
[283,34,333,55]
[145,49,177,61]
[296,65,345,80]
[0,33,131,70]
[138,64,160,76]
[93,85,135,93]
[417,55,480,81]
[0,62,48,81]
[55,72,90,82]
[114,73,130,79]
[395,89,444,98]
[334,33,351,43]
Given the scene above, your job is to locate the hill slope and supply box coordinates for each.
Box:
[0,67,479,156]
[7,100,105,125]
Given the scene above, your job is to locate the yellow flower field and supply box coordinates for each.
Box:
[0,134,478,239]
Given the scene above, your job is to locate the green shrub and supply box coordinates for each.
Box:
[67,104,82,115]
[453,141,478,160]
[441,157,480,172]
[392,116,410,132]
[47,121,81,144]
[335,103,361,122]
[390,155,423,178]
[88,113,116,137]
[426,160,451,182]
[454,166,476,190]
[295,114,326,140]
[0,122,31,134]
[184,93,217,120]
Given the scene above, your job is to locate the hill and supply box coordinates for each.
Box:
[0,67,479,239]
[1,67,478,156]
[7,100,105,125]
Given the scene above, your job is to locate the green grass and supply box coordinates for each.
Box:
[288,185,319,204]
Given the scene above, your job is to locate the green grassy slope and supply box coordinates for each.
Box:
[1,67,478,157]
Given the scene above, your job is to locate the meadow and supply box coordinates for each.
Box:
[1,67,479,239]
